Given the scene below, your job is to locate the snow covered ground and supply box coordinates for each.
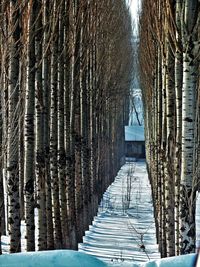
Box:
[0,249,198,267]
[79,160,160,265]
[0,250,107,267]
[1,160,199,267]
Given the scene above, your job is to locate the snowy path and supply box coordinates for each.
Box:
[79,161,160,265]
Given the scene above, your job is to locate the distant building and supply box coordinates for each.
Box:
[124,126,145,158]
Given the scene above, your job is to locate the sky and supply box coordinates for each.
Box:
[127,0,141,35]
[129,0,140,20]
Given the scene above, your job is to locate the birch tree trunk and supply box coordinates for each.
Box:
[1,51,7,237]
[0,8,6,242]
[73,1,84,242]
[58,0,70,248]
[42,0,54,250]
[19,70,25,221]
[180,0,199,254]
[74,102,83,243]
[50,3,63,248]
[65,0,78,249]
[174,0,183,255]
[80,1,90,233]
[161,56,167,257]
[89,3,98,215]
[35,0,47,250]
[180,46,197,254]
[24,1,36,251]
[165,36,175,256]
[7,0,21,253]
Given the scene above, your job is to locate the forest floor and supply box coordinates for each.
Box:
[78,160,161,266]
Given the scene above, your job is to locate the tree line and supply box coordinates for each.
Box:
[139,0,199,257]
[0,0,134,253]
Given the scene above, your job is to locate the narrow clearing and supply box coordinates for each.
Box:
[79,160,160,265]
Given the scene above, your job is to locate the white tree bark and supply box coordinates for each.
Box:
[174,0,183,255]
[180,0,199,254]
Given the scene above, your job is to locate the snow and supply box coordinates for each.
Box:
[0,250,198,267]
[0,250,107,267]
[79,161,160,264]
[140,253,197,267]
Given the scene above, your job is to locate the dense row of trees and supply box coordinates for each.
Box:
[139,0,199,257]
[0,0,134,253]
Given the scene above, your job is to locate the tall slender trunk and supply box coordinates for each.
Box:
[66,0,77,249]
[180,47,197,254]
[58,0,70,248]
[19,67,25,221]
[80,2,90,232]
[86,44,93,223]
[7,1,21,253]
[73,1,84,242]
[89,3,98,215]
[50,3,63,248]
[165,35,175,256]
[19,122,24,221]
[174,0,183,255]
[156,47,163,254]
[35,0,47,250]
[180,0,199,254]
[1,54,8,237]
[0,10,6,242]
[161,56,167,257]
[42,0,54,250]
[24,2,36,251]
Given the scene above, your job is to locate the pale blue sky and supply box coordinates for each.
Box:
[128,0,140,35]
[130,0,140,19]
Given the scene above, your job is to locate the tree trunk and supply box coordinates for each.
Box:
[24,2,36,251]
[80,1,90,233]
[58,1,70,248]
[165,36,175,256]
[66,0,77,249]
[42,0,54,250]
[73,0,84,242]
[180,49,197,254]
[174,0,183,255]
[180,0,199,254]
[7,1,21,253]
[35,0,47,250]
[50,3,63,248]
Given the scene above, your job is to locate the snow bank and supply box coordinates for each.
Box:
[105,254,198,267]
[0,250,198,267]
[140,253,197,267]
[0,250,107,267]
